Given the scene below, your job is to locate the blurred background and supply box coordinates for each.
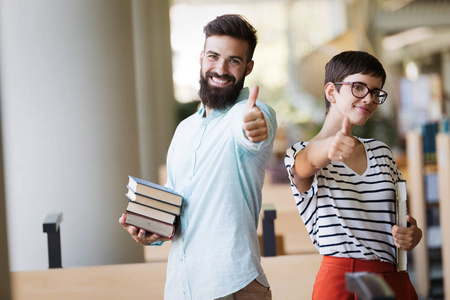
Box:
[1,0,449,298]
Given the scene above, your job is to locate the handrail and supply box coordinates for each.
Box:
[43,212,63,268]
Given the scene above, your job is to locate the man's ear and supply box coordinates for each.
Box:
[245,60,254,76]
[324,82,336,103]
[199,50,204,65]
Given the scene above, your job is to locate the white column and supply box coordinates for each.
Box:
[0,0,175,271]
[132,0,176,183]
[0,115,11,300]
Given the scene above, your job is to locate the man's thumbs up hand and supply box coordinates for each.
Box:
[243,85,268,143]
[245,85,258,112]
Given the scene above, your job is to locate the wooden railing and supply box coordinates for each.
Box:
[11,254,322,300]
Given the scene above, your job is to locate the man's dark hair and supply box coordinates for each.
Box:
[203,14,257,62]
[324,51,386,112]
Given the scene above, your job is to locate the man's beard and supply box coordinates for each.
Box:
[198,70,246,111]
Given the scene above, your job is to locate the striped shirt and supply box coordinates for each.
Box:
[285,138,402,265]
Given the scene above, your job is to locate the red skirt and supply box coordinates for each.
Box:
[312,256,418,300]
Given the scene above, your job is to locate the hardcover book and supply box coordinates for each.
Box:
[125,201,176,224]
[396,180,408,271]
[125,212,176,239]
[126,188,182,216]
[127,175,183,206]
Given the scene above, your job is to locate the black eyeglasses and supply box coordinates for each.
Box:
[333,81,388,104]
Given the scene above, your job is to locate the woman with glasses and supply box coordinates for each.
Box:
[284,51,421,300]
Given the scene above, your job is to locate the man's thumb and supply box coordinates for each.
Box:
[245,85,259,111]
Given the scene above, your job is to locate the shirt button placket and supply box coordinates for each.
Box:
[191,149,196,180]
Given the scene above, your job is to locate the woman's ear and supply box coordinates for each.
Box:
[324,82,336,103]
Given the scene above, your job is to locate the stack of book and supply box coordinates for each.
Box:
[124,175,183,239]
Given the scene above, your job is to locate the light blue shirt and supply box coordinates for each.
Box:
[162,87,277,299]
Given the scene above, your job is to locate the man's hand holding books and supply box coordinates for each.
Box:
[119,213,171,245]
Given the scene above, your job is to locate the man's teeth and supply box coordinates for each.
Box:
[212,77,228,84]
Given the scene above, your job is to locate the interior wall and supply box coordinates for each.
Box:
[0,0,174,271]
[0,0,10,293]
[0,101,11,300]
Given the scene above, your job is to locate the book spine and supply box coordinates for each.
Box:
[396,180,408,271]
[129,175,181,198]
[125,190,181,216]
[134,191,181,207]
[127,185,182,208]
[126,199,178,219]
[125,208,174,225]
[125,212,175,239]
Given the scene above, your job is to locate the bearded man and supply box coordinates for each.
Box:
[120,14,277,300]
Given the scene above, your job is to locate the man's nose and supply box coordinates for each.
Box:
[214,59,228,75]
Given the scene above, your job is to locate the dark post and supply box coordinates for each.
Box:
[43,212,63,268]
[262,203,277,257]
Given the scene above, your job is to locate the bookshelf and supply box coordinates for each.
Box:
[437,133,450,299]
[406,131,430,298]
[407,130,450,299]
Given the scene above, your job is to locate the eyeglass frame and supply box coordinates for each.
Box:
[333,81,388,104]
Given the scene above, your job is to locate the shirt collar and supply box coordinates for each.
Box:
[197,87,250,118]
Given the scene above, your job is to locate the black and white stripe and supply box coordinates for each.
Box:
[285,138,402,265]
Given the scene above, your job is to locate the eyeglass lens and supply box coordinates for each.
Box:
[351,82,386,103]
